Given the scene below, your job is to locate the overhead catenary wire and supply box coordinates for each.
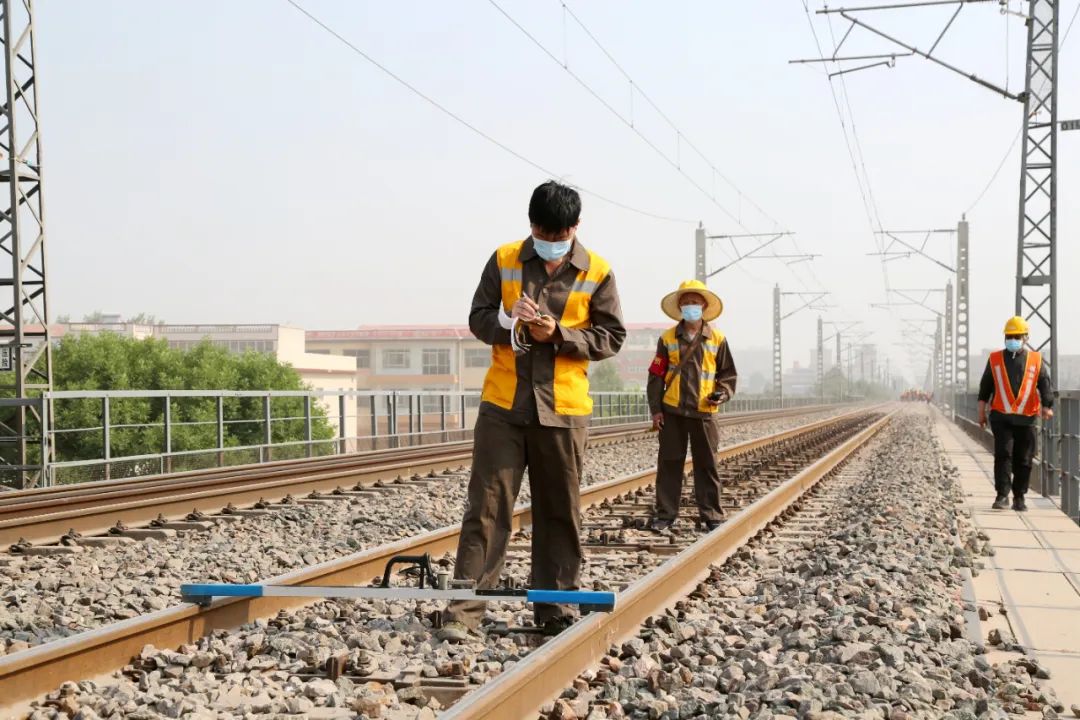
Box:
[798,0,895,321]
[486,0,749,231]
[285,0,696,225]
[798,1,889,280]
[559,1,829,294]
[799,0,906,371]
[490,0,825,293]
[558,0,786,232]
[964,0,1078,214]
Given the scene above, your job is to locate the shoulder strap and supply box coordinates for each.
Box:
[665,329,706,390]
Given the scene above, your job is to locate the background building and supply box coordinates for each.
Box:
[58,323,358,439]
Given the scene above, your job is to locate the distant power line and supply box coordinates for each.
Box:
[286,0,696,225]
[490,0,828,291]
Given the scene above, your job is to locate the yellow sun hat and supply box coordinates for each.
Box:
[660,279,723,322]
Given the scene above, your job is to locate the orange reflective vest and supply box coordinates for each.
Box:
[988,349,1042,416]
[480,239,611,416]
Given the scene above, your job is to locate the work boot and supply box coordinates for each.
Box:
[540,615,576,637]
[1012,496,1028,512]
[991,495,1009,510]
[648,518,673,533]
[434,621,472,643]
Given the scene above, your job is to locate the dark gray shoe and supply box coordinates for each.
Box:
[992,495,1009,510]
[540,615,576,636]
[1012,496,1028,512]
[649,518,673,533]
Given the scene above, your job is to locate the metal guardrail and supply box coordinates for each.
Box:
[953,391,1079,524]
[26,389,831,487]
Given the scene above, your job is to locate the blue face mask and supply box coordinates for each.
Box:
[532,236,573,262]
[681,304,703,322]
[1005,338,1023,353]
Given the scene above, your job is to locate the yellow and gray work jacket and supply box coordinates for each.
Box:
[646,323,737,418]
[470,237,626,428]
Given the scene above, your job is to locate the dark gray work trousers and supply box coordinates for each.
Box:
[444,412,587,629]
[990,417,1036,499]
[654,411,723,523]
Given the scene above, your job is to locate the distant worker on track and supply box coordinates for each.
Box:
[977,316,1053,512]
[646,280,737,532]
[437,181,626,642]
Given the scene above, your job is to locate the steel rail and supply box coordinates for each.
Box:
[442,411,895,720]
[0,421,652,507]
[0,406,838,547]
[0,406,872,708]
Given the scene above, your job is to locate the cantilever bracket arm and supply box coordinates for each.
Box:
[816,4,1022,102]
[705,232,791,278]
[781,292,830,321]
[880,233,956,272]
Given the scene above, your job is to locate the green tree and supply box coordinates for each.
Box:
[49,334,335,468]
[589,359,624,392]
[128,312,162,325]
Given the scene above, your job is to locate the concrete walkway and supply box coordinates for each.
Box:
[937,416,1080,711]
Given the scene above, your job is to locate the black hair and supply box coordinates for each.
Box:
[528,181,581,233]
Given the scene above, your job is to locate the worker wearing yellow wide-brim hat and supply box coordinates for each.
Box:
[977,315,1053,512]
[645,279,737,533]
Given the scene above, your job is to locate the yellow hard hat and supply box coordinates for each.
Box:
[1003,316,1029,335]
[661,279,723,322]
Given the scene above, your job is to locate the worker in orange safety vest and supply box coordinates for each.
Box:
[977,316,1053,512]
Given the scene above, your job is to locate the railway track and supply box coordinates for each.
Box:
[0,405,836,549]
[0,405,879,712]
[445,410,892,719]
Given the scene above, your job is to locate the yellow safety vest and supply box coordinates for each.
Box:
[661,324,725,413]
[480,239,611,416]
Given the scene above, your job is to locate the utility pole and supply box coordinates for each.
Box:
[934,316,943,403]
[773,285,830,403]
[956,218,970,394]
[817,316,824,402]
[823,321,859,401]
[773,284,782,401]
[694,223,707,283]
[0,0,52,488]
[836,331,843,400]
[945,280,954,414]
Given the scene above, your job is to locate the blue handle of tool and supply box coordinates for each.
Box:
[525,589,616,609]
[181,583,263,600]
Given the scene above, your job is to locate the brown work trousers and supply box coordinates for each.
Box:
[654,411,723,523]
[444,412,587,629]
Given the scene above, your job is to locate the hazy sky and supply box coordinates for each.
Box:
[38,1,1078,385]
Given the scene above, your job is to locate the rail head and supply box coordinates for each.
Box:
[442,410,894,720]
[0,405,877,709]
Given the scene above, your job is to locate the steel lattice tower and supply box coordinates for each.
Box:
[0,0,51,488]
[816,316,824,401]
[1015,0,1059,384]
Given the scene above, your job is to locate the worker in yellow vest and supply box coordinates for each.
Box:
[646,280,737,532]
[437,181,626,642]
[977,316,1053,511]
